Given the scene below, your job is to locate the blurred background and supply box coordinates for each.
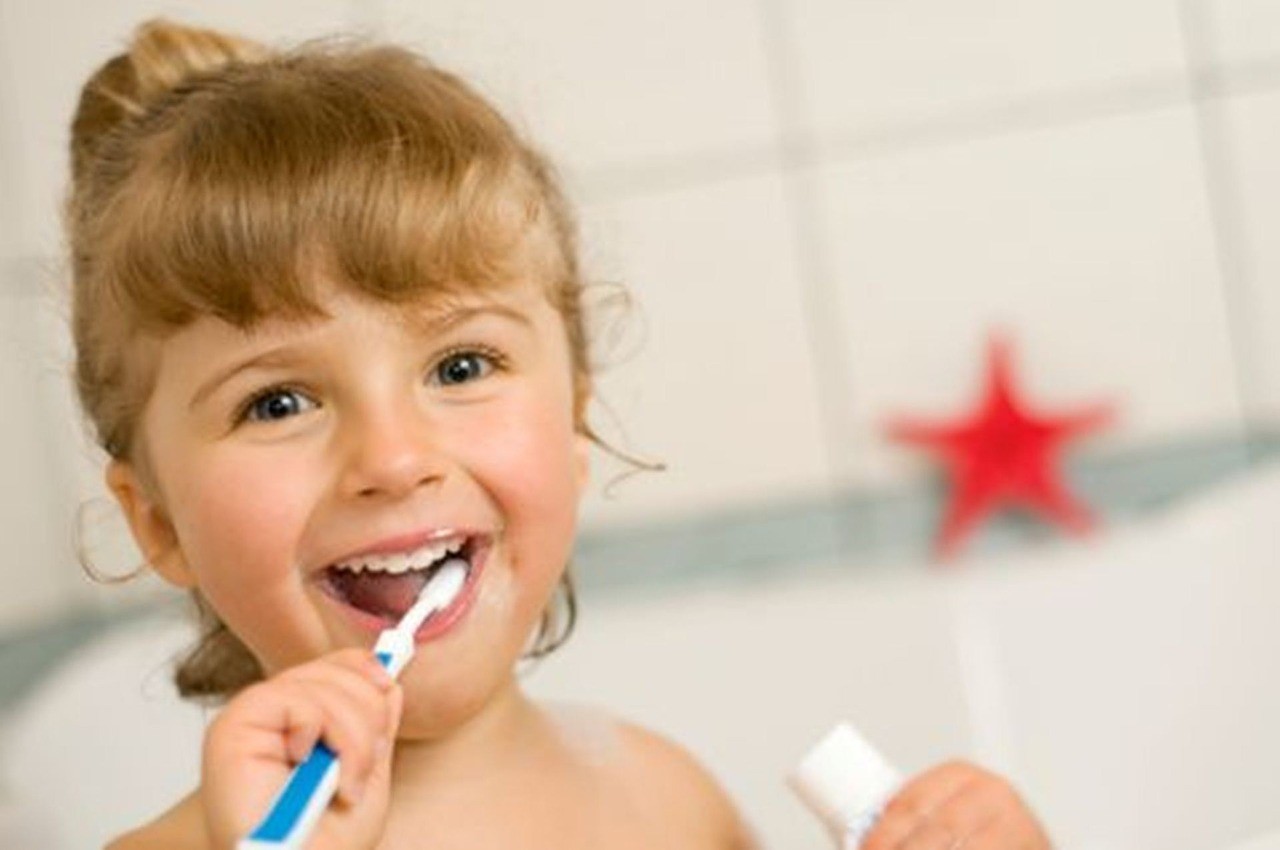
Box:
[1,2,1278,849]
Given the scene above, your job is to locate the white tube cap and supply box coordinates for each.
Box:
[787,723,902,841]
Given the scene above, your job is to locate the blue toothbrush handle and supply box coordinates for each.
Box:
[237,650,397,849]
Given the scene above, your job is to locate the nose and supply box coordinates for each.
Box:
[336,400,447,501]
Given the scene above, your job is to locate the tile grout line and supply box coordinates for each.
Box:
[1176,0,1264,462]
[6,62,1280,299]
[753,0,868,556]
[573,62,1280,206]
[814,71,1193,162]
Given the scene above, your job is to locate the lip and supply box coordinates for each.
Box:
[315,533,491,644]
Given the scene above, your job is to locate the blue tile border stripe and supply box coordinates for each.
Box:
[2,427,1277,711]
[572,427,1280,593]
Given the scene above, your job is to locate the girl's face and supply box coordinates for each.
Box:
[109,274,589,735]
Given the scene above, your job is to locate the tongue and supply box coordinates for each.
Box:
[330,569,432,621]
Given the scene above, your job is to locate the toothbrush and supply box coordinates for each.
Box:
[237,560,468,850]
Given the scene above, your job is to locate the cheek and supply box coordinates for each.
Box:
[452,394,581,560]
[167,451,315,585]
[163,451,328,669]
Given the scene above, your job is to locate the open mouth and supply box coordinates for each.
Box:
[319,535,480,624]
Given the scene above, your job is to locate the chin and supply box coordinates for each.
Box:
[394,668,517,741]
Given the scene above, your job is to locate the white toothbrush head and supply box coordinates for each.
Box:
[396,559,468,636]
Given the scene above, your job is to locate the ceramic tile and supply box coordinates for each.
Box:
[1203,0,1280,69]
[0,277,81,627]
[381,0,779,179]
[576,173,833,527]
[785,0,1188,141]
[813,106,1242,486]
[1212,89,1280,421]
[0,0,356,258]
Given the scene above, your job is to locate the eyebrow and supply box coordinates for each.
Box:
[187,303,534,412]
[187,346,306,412]
[401,302,534,336]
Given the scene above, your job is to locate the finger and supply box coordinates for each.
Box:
[279,648,394,698]
[285,659,396,740]
[370,684,403,769]
[323,647,397,691]
[368,685,404,784]
[283,678,384,805]
[263,675,373,809]
[257,678,352,767]
[335,685,403,809]
[289,650,399,742]
[961,793,1053,850]
[864,762,985,850]
[909,778,1007,849]
[898,818,968,850]
[206,680,327,766]
[204,682,330,778]
[280,691,329,765]
[323,675,399,803]
[958,811,1024,850]
[219,652,395,801]
[383,682,404,751]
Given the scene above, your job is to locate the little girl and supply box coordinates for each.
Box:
[70,18,1052,850]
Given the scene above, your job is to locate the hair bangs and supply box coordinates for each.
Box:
[95,46,558,335]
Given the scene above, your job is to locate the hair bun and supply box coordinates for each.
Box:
[125,18,271,104]
[69,18,270,184]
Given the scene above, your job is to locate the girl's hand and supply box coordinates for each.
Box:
[863,761,1052,850]
[200,648,403,850]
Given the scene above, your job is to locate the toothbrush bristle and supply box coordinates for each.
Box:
[397,559,467,634]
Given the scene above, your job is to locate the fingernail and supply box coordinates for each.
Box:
[374,736,390,759]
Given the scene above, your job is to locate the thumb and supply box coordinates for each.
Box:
[373,685,404,780]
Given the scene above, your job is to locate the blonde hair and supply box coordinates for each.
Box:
[67,19,586,701]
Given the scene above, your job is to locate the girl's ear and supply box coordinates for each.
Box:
[105,459,195,589]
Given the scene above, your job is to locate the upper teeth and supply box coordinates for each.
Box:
[335,537,466,575]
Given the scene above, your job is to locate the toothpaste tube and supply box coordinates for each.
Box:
[787,723,903,849]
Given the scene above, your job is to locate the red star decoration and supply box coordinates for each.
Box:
[887,334,1114,560]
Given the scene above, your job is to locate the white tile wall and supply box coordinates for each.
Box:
[577,173,834,527]
[813,106,1243,485]
[2,3,1279,631]
[0,1,357,259]
[0,6,21,262]
[0,267,163,620]
[1213,89,1280,421]
[783,0,1188,142]
[379,0,780,179]
[0,278,80,628]
[946,462,1280,849]
[1203,0,1280,69]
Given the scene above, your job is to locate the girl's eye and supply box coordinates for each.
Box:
[433,349,500,386]
[240,388,317,424]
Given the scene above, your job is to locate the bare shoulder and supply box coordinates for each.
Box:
[612,719,760,850]
[104,791,206,850]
